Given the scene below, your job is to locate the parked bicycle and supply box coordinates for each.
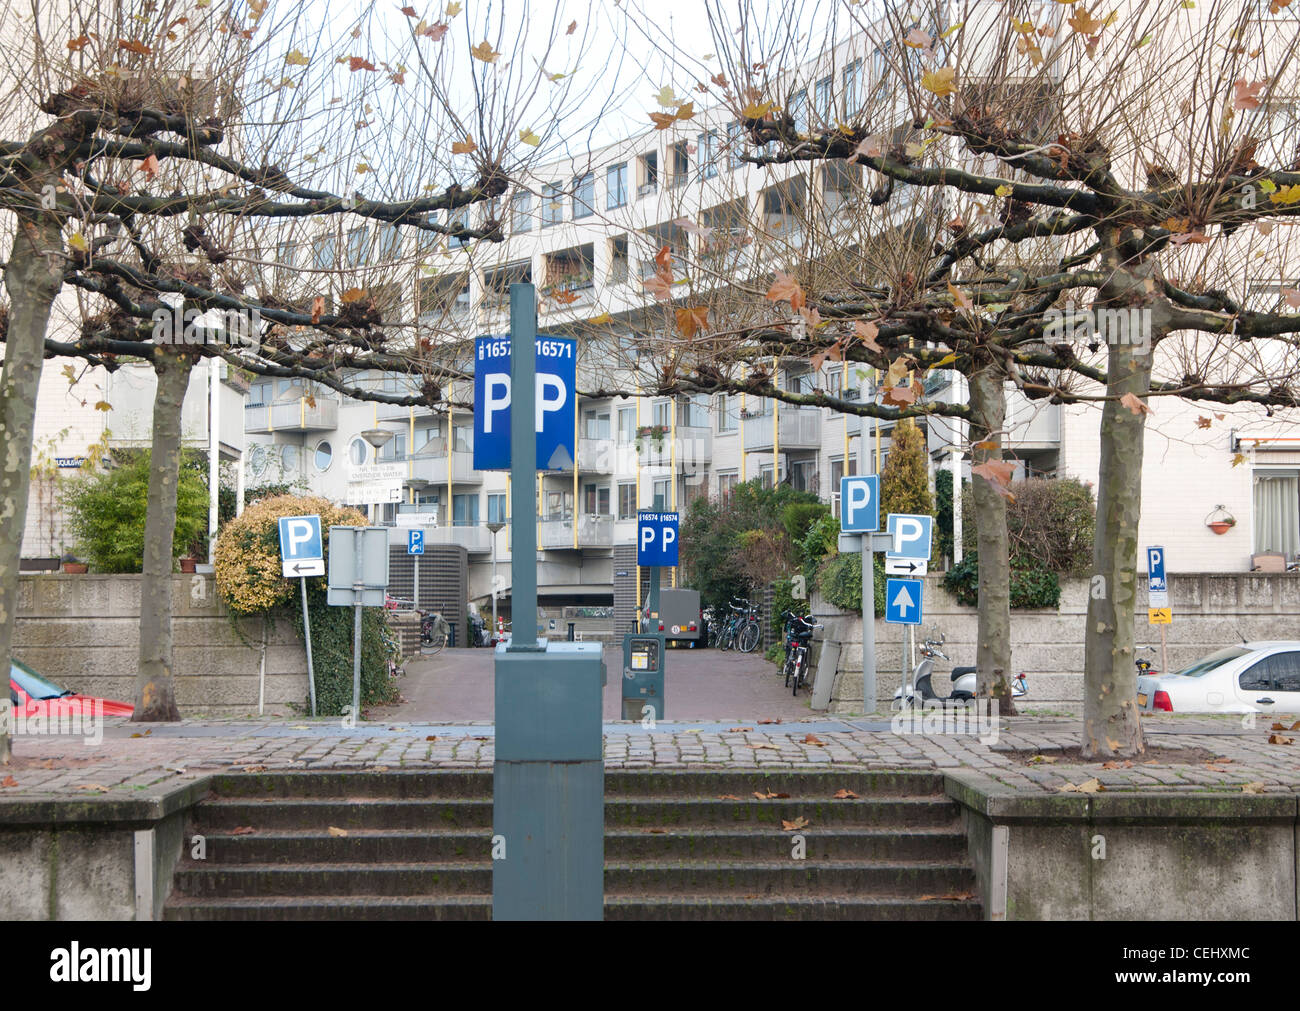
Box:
[416,608,449,655]
[715,598,759,651]
[780,610,823,695]
[380,623,405,679]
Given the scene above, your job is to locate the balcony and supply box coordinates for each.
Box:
[375,400,432,422]
[244,396,338,434]
[742,407,822,452]
[1006,393,1061,448]
[638,425,711,470]
[539,513,614,550]
[405,441,483,485]
[427,524,493,553]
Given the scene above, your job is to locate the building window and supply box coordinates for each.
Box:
[789,88,808,133]
[790,459,816,494]
[716,393,737,433]
[453,422,474,454]
[376,224,401,260]
[1254,470,1300,558]
[542,182,563,226]
[378,432,407,462]
[843,58,864,116]
[573,173,595,218]
[717,471,738,502]
[346,225,369,265]
[652,478,671,509]
[606,162,627,208]
[618,407,636,443]
[618,481,637,519]
[651,400,671,429]
[348,438,368,466]
[281,444,300,473]
[448,206,471,248]
[583,409,611,440]
[584,482,611,515]
[314,441,332,472]
[511,191,532,233]
[699,130,718,179]
[727,122,745,171]
[637,151,658,196]
[813,76,832,127]
[487,493,508,525]
[311,234,337,269]
[453,493,480,527]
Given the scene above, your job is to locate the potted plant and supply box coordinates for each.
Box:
[61,552,87,574]
[1205,505,1236,535]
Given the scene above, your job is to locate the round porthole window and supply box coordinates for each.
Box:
[314,441,332,472]
[281,444,300,472]
[349,438,368,466]
[249,445,267,477]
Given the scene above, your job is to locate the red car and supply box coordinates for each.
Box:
[9,658,134,718]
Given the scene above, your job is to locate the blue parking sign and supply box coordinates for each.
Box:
[473,335,577,471]
[885,578,923,625]
[1146,545,1166,593]
[638,511,679,567]
[408,529,424,555]
[278,514,323,577]
[840,475,880,532]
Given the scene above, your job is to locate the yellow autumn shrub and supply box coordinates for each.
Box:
[215,495,367,615]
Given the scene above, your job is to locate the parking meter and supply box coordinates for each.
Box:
[622,632,665,721]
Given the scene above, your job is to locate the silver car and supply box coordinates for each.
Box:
[1135,641,1300,714]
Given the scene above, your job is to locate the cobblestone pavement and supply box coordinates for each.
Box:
[3,710,1299,799]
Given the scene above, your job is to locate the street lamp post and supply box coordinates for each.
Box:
[361,428,394,523]
[486,520,505,641]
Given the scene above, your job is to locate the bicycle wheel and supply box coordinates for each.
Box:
[719,624,733,651]
[423,631,446,656]
[782,650,794,687]
[737,621,760,653]
[791,648,803,695]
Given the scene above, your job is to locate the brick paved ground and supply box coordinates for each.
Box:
[3,708,1298,800]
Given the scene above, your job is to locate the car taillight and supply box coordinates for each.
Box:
[689,623,696,631]
[658,623,664,631]
[1153,690,1173,712]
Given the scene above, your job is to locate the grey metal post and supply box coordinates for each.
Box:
[491,534,498,637]
[352,531,363,719]
[413,553,420,609]
[508,287,540,654]
[301,576,317,717]
[862,538,875,714]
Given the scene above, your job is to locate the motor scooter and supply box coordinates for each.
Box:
[892,627,1027,710]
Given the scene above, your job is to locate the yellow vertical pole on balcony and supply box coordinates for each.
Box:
[740,394,747,482]
[447,405,454,531]
[409,409,415,503]
[772,356,780,488]
[874,368,881,471]
[573,395,579,550]
[842,362,849,470]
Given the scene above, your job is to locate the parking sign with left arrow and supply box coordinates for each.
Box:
[278,515,324,578]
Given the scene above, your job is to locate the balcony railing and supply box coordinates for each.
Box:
[403,444,483,486]
[743,406,822,452]
[639,425,712,470]
[244,396,338,434]
[539,513,614,549]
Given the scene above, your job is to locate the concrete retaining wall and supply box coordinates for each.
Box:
[817,571,1300,715]
[13,574,308,714]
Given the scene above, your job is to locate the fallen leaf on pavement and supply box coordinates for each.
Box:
[1,776,17,788]
[833,788,858,799]
[641,827,667,834]
[74,783,110,793]
[1060,778,1105,793]
[328,826,349,837]
[1029,754,1058,764]
[754,790,777,799]
[243,764,268,773]
[728,727,754,732]
[746,743,779,750]
[757,718,782,725]
[230,826,256,835]
[473,736,490,741]
[289,724,310,730]
[717,794,741,800]
[1242,782,1266,794]
[426,735,438,741]
[1271,722,1287,731]
[372,765,389,772]
[803,734,827,746]
[781,816,810,830]
[919,892,976,901]
[1100,760,1133,769]
[1268,734,1294,745]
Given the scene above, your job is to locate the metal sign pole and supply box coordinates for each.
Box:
[352,531,363,719]
[301,576,317,717]
[414,553,420,609]
[862,535,875,713]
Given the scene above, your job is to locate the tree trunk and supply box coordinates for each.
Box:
[968,366,1016,714]
[133,344,194,722]
[1081,339,1151,758]
[0,216,66,762]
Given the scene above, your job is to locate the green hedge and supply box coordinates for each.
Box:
[294,597,398,716]
[817,552,886,618]
[941,551,1061,610]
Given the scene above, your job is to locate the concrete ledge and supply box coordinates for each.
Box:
[945,769,1300,920]
[0,778,212,827]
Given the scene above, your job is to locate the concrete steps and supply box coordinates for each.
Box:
[163,770,981,921]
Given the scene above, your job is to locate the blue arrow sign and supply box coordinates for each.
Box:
[886,514,933,560]
[408,528,425,555]
[473,335,577,471]
[637,511,680,567]
[840,475,880,533]
[278,515,322,562]
[885,578,923,625]
[1147,545,1166,594]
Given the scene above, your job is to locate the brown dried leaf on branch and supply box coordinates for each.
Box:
[972,460,1017,500]
[1119,392,1152,416]
[766,271,805,311]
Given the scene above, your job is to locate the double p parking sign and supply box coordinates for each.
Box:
[638,511,679,567]
[473,335,577,471]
